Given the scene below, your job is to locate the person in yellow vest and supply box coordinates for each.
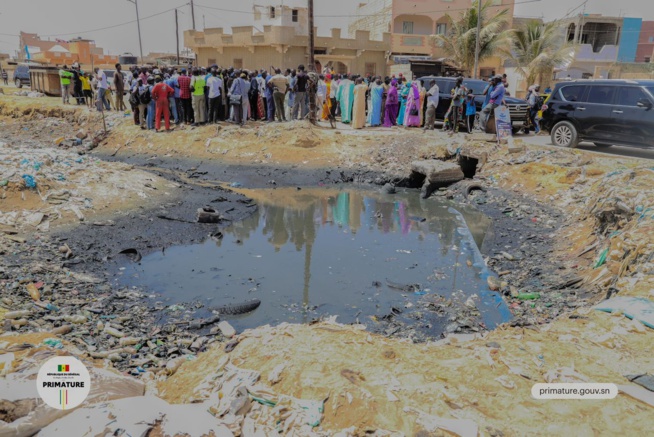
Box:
[80,72,93,108]
[59,65,73,104]
[190,69,206,125]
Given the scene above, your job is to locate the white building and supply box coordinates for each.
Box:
[253,1,309,35]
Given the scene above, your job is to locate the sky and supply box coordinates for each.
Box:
[0,0,653,56]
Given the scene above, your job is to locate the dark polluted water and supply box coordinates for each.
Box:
[113,187,512,337]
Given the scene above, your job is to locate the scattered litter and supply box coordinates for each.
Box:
[595,297,654,329]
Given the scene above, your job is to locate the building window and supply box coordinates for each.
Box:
[365,63,376,76]
[233,58,243,69]
[649,36,654,43]
[645,57,651,63]
[269,6,275,19]
[402,21,414,34]
[292,9,298,23]
[436,23,447,35]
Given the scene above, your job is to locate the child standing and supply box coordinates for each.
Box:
[465,91,477,133]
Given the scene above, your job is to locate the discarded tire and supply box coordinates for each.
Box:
[212,299,261,315]
[465,183,485,198]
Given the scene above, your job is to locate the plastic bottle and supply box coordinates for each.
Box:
[517,292,540,300]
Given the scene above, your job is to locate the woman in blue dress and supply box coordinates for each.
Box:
[396,80,410,126]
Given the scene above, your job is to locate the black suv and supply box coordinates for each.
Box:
[541,80,654,148]
[13,64,31,88]
[418,76,530,130]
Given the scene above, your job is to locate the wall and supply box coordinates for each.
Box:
[636,21,654,62]
[393,14,433,35]
[617,17,643,62]
[348,0,392,40]
[187,27,389,75]
[392,0,515,29]
[255,4,308,36]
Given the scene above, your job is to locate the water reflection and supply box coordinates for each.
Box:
[222,187,486,256]
[117,187,507,334]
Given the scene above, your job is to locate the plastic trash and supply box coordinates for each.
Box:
[595,297,654,329]
[43,338,64,349]
[517,292,540,300]
[22,174,36,188]
[26,283,40,301]
[230,182,243,188]
[593,248,609,268]
[63,314,87,324]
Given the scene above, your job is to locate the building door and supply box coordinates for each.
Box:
[333,62,347,75]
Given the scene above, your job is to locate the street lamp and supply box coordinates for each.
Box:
[127,0,144,64]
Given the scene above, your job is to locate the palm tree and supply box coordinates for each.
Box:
[506,20,576,86]
[431,0,512,76]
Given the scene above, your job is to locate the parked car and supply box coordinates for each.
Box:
[540,79,654,148]
[418,76,530,131]
[13,64,31,88]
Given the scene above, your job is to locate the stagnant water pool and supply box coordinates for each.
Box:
[114,187,512,335]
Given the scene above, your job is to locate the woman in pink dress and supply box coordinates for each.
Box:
[403,81,421,127]
[383,79,399,127]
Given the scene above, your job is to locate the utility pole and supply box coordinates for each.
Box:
[308,0,315,71]
[175,9,180,65]
[203,15,206,30]
[190,0,196,30]
[127,0,144,64]
[473,0,482,79]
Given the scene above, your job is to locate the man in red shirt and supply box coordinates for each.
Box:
[151,76,174,131]
[177,69,193,124]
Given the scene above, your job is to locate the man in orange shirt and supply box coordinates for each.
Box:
[151,76,174,131]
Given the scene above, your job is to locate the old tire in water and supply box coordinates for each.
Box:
[551,121,579,148]
[213,299,261,315]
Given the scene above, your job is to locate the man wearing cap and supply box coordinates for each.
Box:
[479,75,505,133]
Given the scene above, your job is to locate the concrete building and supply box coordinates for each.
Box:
[18,32,118,68]
[185,26,389,76]
[185,1,389,75]
[556,15,643,79]
[349,0,515,77]
[253,0,309,36]
[636,21,654,63]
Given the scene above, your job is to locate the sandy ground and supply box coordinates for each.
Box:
[1,94,653,436]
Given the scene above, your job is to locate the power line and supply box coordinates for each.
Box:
[194,0,542,19]
[4,3,190,39]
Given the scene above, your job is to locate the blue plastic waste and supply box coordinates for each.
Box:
[22,174,36,188]
[230,182,243,188]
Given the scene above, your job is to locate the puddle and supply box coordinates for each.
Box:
[114,187,512,337]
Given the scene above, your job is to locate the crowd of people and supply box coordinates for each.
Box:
[57,62,544,134]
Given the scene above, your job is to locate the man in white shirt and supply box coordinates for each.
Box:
[207,70,223,123]
[94,67,110,111]
[423,81,439,131]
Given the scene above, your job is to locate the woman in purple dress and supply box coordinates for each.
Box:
[383,79,399,127]
[403,81,421,127]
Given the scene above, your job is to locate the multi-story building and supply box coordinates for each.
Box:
[349,0,515,77]
[185,1,389,75]
[556,15,643,79]
[636,21,654,63]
